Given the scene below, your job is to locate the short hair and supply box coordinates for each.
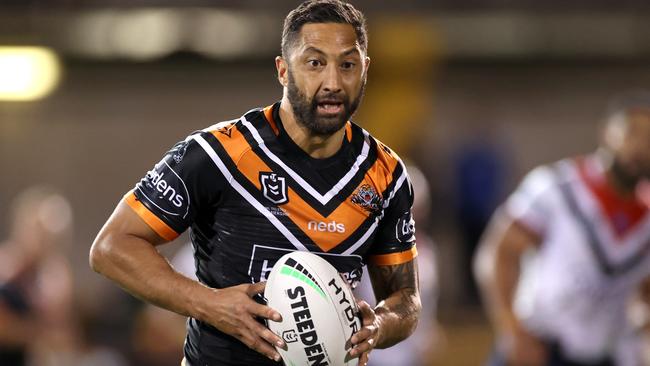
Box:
[281,0,368,58]
[606,90,650,118]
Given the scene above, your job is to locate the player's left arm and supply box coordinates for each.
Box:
[631,276,650,331]
[350,258,421,363]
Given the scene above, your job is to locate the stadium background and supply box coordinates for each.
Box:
[2,0,650,364]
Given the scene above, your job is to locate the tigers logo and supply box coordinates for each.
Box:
[351,184,382,213]
[260,172,288,204]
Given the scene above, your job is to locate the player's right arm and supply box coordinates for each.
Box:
[90,200,283,362]
[89,135,284,362]
[475,212,545,365]
[474,166,554,366]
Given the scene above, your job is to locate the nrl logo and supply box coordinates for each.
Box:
[260,172,288,205]
[351,184,382,213]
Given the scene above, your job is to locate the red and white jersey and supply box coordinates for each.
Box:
[505,154,650,363]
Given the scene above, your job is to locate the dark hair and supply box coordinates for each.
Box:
[282,0,368,58]
[606,90,650,118]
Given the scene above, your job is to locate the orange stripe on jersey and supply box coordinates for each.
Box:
[362,147,399,200]
[344,122,352,142]
[209,123,252,165]
[124,191,179,241]
[368,246,418,266]
[283,187,370,252]
[263,105,279,135]
[213,127,372,252]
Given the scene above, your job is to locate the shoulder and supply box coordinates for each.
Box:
[519,157,580,192]
[508,157,583,210]
[195,107,268,163]
[358,124,407,178]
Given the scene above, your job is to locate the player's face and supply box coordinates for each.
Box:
[285,23,369,136]
[611,109,650,185]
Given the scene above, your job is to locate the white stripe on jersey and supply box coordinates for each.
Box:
[240,115,371,206]
[342,165,409,256]
[191,134,310,252]
[192,133,408,256]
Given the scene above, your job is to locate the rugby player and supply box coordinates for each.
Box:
[90,1,421,365]
[474,93,650,366]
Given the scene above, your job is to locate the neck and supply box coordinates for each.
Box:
[278,98,346,159]
[597,149,637,197]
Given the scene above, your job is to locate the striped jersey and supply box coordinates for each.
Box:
[125,102,417,366]
[506,155,650,364]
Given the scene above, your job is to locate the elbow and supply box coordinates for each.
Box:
[473,239,495,289]
[409,291,423,335]
[89,234,112,274]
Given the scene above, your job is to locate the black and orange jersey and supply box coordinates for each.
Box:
[126,102,417,366]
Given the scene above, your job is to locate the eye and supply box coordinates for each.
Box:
[308,59,322,67]
[341,61,355,69]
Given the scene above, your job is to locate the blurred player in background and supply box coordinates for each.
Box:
[0,186,77,366]
[475,92,650,366]
[90,1,421,365]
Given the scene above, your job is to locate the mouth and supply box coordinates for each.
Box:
[316,99,344,115]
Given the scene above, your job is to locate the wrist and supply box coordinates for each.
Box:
[185,281,217,321]
[372,302,389,347]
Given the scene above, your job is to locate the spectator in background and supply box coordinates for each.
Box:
[454,136,507,305]
[474,92,650,366]
[0,186,77,366]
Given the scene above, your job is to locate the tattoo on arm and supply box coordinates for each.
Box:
[368,258,420,319]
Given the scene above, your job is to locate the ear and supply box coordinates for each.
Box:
[363,56,371,78]
[275,56,289,87]
[603,113,627,150]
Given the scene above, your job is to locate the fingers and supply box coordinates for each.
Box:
[359,352,370,366]
[246,281,266,296]
[350,300,378,359]
[350,326,374,346]
[239,327,281,362]
[349,333,375,357]
[357,300,375,325]
[246,315,286,350]
[249,301,282,322]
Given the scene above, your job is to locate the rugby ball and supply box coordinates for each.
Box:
[264,251,361,366]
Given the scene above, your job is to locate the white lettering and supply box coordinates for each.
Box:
[172,194,184,208]
[307,221,346,233]
[147,169,187,209]
[156,179,168,192]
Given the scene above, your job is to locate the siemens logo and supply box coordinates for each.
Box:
[146,170,184,208]
[307,221,345,233]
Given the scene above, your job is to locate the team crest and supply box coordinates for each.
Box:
[260,172,288,204]
[351,184,382,213]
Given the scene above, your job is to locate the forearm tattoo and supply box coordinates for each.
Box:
[368,259,420,319]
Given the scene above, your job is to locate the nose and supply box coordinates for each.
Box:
[322,64,342,94]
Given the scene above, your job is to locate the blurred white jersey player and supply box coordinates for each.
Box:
[475,92,650,366]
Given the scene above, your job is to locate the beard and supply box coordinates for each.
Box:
[287,70,365,136]
[611,157,644,191]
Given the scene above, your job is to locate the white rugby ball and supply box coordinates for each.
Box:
[264,251,361,366]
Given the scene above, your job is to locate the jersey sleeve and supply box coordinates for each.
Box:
[503,165,556,236]
[367,162,418,266]
[125,132,225,241]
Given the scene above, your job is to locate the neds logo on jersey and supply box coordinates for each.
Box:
[141,159,190,218]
